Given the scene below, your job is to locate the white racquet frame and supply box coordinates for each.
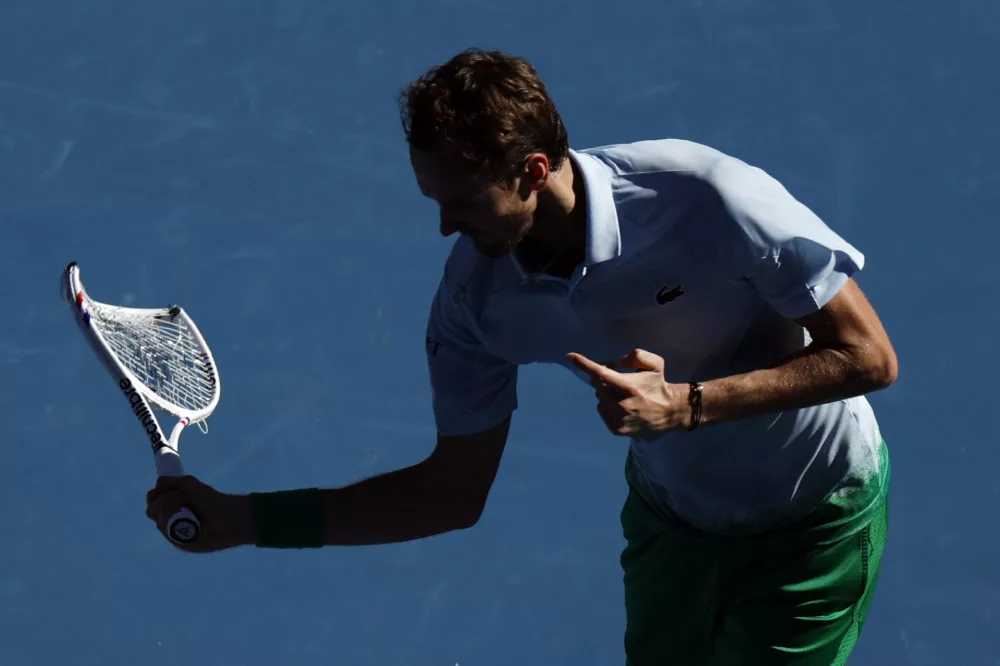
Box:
[61,261,221,545]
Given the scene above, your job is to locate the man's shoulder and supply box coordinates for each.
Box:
[578,138,730,180]
[580,138,799,223]
[578,138,780,195]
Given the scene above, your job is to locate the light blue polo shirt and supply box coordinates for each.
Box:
[424,138,884,535]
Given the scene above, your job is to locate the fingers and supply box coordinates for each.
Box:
[567,352,620,387]
[617,349,664,373]
[145,476,196,514]
[594,383,626,405]
[596,401,632,437]
[147,490,187,533]
[571,349,665,380]
[144,475,237,554]
[145,476,199,540]
[571,350,669,439]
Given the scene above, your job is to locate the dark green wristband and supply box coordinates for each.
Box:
[249,488,325,548]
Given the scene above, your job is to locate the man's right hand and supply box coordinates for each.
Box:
[146,476,254,553]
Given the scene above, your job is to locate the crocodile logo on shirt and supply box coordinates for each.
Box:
[656,284,686,305]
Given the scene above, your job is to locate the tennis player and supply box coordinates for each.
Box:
[148,49,898,665]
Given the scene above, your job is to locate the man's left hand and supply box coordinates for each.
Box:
[567,349,692,437]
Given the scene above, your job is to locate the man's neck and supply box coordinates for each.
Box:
[519,158,588,277]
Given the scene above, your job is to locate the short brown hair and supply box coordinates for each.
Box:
[399,49,569,184]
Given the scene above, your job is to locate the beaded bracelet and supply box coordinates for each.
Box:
[688,382,704,431]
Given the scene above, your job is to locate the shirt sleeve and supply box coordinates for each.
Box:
[425,271,518,437]
[710,157,865,319]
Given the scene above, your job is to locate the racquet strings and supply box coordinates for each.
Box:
[85,299,216,414]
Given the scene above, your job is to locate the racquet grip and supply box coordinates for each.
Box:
[154,445,201,544]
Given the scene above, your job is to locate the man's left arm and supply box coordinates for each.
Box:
[570,160,900,436]
[697,277,898,427]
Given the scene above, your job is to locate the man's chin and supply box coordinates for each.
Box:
[475,241,513,258]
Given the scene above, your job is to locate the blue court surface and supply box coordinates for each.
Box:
[2,2,997,664]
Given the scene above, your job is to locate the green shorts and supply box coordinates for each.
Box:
[621,439,890,666]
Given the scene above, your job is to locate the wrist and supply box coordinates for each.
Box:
[226,494,257,547]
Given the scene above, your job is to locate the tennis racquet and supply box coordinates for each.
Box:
[61,261,221,545]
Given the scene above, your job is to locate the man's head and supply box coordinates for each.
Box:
[400,49,569,257]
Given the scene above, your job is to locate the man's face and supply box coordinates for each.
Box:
[410,143,537,258]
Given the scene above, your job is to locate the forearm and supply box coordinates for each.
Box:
[318,462,478,546]
[238,461,479,548]
[240,421,509,550]
[698,343,895,427]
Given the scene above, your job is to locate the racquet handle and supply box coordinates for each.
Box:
[154,437,202,545]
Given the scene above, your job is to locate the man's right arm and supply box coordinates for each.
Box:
[146,417,512,552]
[312,416,512,546]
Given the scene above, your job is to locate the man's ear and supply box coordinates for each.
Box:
[516,152,550,200]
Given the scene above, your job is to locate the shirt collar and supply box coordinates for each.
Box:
[570,148,621,266]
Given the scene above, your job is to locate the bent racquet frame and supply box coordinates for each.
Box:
[61,261,221,544]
